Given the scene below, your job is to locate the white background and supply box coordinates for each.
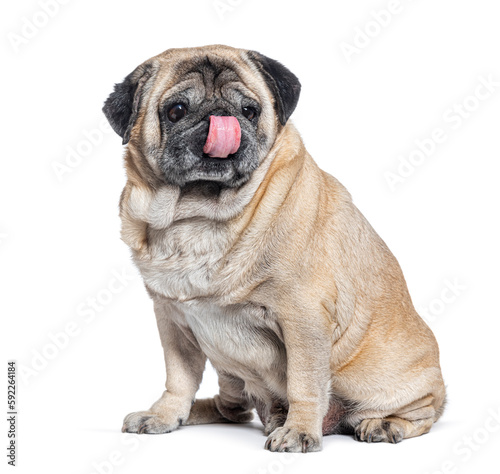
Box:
[2,1,500,473]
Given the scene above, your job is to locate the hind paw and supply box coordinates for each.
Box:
[354,418,404,444]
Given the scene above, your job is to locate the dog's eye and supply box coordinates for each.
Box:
[242,106,256,121]
[167,104,187,123]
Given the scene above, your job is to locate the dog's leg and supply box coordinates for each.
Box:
[263,400,288,436]
[122,302,206,434]
[185,373,254,425]
[264,307,332,453]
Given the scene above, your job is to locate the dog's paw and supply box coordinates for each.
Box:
[121,411,181,434]
[264,426,322,453]
[354,418,404,444]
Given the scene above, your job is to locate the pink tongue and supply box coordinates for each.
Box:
[203,116,241,158]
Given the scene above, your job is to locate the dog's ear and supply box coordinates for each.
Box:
[247,51,301,126]
[102,62,156,145]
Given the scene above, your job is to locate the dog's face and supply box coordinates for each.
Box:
[103,45,301,188]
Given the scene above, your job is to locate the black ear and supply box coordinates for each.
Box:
[102,63,155,145]
[247,51,301,126]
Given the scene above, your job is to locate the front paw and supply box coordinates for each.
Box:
[122,411,181,434]
[264,426,322,453]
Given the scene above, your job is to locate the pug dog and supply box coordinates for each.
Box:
[103,44,446,453]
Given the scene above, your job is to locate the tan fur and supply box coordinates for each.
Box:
[114,45,445,452]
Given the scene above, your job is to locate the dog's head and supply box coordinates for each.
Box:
[103,45,301,188]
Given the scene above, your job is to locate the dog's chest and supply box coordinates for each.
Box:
[135,220,231,300]
[175,300,285,379]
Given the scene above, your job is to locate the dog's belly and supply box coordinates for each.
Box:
[175,300,287,400]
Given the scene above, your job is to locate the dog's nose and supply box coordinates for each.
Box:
[203,116,241,158]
